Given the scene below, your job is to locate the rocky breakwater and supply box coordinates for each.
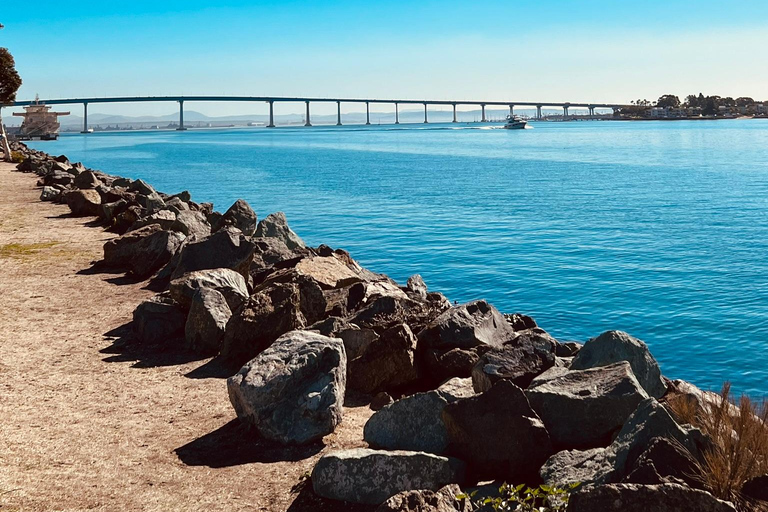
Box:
[11,142,767,512]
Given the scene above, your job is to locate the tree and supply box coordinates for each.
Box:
[657,94,681,108]
[0,24,23,161]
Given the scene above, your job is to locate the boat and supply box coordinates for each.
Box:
[503,115,527,130]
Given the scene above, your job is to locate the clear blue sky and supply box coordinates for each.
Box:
[2,0,768,117]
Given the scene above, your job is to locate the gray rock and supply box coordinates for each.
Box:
[311,448,466,505]
[132,293,186,344]
[254,211,305,250]
[169,268,248,311]
[170,210,211,239]
[471,338,555,392]
[129,209,176,232]
[529,366,571,388]
[128,179,156,196]
[377,484,471,512]
[436,377,476,401]
[571,331,666,398]
[66,189,102,216]
[293,255,364,289]
[337,326,379,360]
[566,483,737,512]
[40,186,60,201]
[541,447,613,488]
[419,300,515,351]
[73,170,102,189]
[406,274,428,299]
[348,323,420,394]
[101,199,128,223]
[442,380,554,483]
[526,362,649,450]
[103,224,186,278]
[217,199,258,236]
[184,288,231,355]
[422,347,482,384]
[622,436,702,489]
[227,330,346,445]
[170,227,256,280]
[249,236,305,279]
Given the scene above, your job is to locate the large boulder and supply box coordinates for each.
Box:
[219,281,305,366]
[566,483,737,512]
[254,211,305,250]
[129,209,176,232]
[571,331,666,398]
[132,293,186,344]
[227,330,346,445]
[102,224,186,279]
[216,199,258,236]
[66,189,102,216]
[471,335,556,392]
[170,210,211,239]
[442,380,554,483]
[249,236,307,282]
[622,436,702,489]
[169,268,248,311]
[376,484,471,512]
[419,300,515,351]
[525,362,649,450]
[347,323,420,394]
[184,288,231,355]
[311,449,466,505]
[293,255,364,289]
[73,169,102,189]
[170,227,256,280]
[40,186,60,201]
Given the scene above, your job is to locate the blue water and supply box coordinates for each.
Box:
[29,120,768,396]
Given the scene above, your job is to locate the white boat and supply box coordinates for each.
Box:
[503,115,527,129]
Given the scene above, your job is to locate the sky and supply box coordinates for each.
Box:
[2,0,768,117]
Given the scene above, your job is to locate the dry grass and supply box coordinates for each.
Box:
[0,241,60,259]
[668,382,768,510]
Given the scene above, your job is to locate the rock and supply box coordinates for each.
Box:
[419,300,514,351]
[442,380,554,483]
[227,330,346,445]
[102,224,185,279]
[622,437,701,489]
[73,170,102,189]
[556,341,582,357]
[254,211,305,250]
[377,484,471,512]
[348,323,420,394]
[216,199,258,236]
[132,293,186,344]
[742,474,768,502]
[422,347,483,384]
[249,236,306,282]
[504,313,538,331]
[66,189,102,216]
[529,366,571,388]
[170,227,256,281]
[311,448,466,505]
[170,210,211,239]
[471,338,555,392]
[541,447,613,488]
[113,205,144,234]
[365,387,464,454]
[137,192,166,213]
[566,483,737,512]
[128,179,155,196]
[293,255,363,289]
[371,392,394,411]
[219,282,305,366]
[406,274,428,299]
[525,362,649,450]
[436,377,476,401]
[337,326,379,360]
[262,269,328,326]
[184,288,232,355]
[40,186,60,201]
[130,209,176,232]
[101,199,128,223]
[169,268,248,311]
[571,331,666,399]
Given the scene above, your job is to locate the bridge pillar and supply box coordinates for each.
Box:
[336,101,342,126]
[81,103,89,133]
[536,105,542,119]
[366,102,370,125]
[481,104,486,122]
[305,101,311,127]
[267,101,275,128]
[563,106,569,119]
[509,104,514,116]
[452,103,457,123]
[395,103,399,124]
[424,103,428,123]
[177,100,187,131]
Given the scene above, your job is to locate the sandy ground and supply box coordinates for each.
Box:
[0,162,374,512]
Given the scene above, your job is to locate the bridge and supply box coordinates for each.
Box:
[2,96,632,132]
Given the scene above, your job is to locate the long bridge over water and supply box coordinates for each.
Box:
[3,96,632,132]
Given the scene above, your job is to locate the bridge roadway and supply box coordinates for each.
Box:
[2,95,631,132]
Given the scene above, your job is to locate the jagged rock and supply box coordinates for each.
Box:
[170,210,211,239]
[571,331,666,398]
[526,362,649,450]
[40,186,60,201]
[73,170,101,189]
[184,288,232,355]
[261,269,328,325]
[130,209,176,232]
[337,325,379,360]
[419,300,513,350]
[66,189,102,216]
[132,293,186,344]
[742,474,768,502]
[136,192,166,213]
[293,255,363,289]
[219,281,305,365]
[371,392,394,411]
[249,236,305,282]
[422,347,483,384]
[471,336,555,392]
[436,377,476,401]
[128,178,155,196]
[556,341,582,357]
[102,223,185,279]
[169,268,248,311]
[406,274,428,299]
[622,437,701,489]
[566,483,737,512]
[442,380,554,483]
[529,366,571,388]
[504,313,538,331]
[311,449,466,505]
[348,323,420,394]
[216,199,258,236]
[113,205,144,234]
[377,484,471,512]
[227,330,346,445]
[254,211,305,250]
[101,199,128,223]
[540,447,612,488]
[170,227,256,280]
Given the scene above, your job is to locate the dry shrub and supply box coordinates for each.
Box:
[669,382,768,510]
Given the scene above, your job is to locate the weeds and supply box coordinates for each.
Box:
[0,241,60,259]
[459,483,579,512]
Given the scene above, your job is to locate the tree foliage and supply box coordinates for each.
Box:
[656,94,681,108]
[0,46,22,104]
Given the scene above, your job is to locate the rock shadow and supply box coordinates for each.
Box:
[184,357,239,380]
[174,419,324,468]
[100,322,208,368]
[286,484,376,512]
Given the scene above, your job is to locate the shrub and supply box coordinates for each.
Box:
[459,483,579,511]
[10,151,24,163]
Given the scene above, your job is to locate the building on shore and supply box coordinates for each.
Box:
[13,99,70,140]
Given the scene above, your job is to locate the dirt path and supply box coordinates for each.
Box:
[0,163,372,512]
